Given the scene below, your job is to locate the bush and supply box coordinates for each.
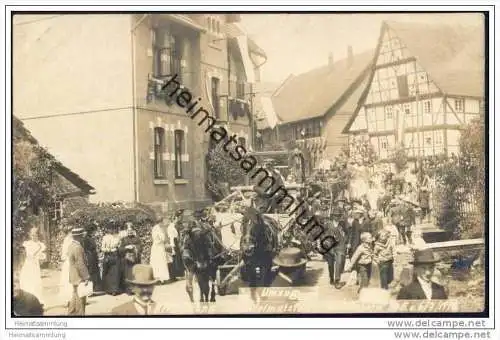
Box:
[62,202,157,265]
[423,115,485,239]
[206,143,246,191]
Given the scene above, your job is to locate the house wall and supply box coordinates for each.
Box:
[14,15,133,117]
[24,110,135,202]
[324,113,349,158]
[15,14,260,208]
[14,15,135,203]
[348,107,368,133]
[361,25,481,160]
[132,14,251,210]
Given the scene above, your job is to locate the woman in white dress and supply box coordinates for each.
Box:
[58,228,73,305]
[150,218,171,284]
[19,227,46,304]
[349,161,370,200]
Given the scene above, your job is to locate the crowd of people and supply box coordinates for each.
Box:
[299,164,446,300]
[13,160,446,316]
[13,208,221,316]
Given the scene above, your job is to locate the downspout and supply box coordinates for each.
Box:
[131,14,149,203]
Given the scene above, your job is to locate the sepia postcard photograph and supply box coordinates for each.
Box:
[4,5,494,334]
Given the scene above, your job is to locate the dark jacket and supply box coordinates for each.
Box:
[82,236,99,273]
[397,280,448,300]
[119,234,142,263]
[348,218,370,255]
[326,219,349,255]
[112,301,140,315]
[13,290,44,316]
[367,216,384,236]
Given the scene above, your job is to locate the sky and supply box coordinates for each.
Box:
[240,13,484,84]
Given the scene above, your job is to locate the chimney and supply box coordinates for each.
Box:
[347,45,354,68]
[328,52,334,67]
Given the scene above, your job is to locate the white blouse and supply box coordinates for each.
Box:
[101,234,120,252]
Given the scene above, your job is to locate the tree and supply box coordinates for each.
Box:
[13,118,59,260]
[206,143,246,200]
[424,115,485,239]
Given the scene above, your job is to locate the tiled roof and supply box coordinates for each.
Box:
[385,21,485,98]
[271,49,375,124]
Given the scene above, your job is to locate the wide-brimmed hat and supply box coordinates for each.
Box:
[273,247,308,268]
[126,264,158,286]
[71,227,85,237]
[410,249,440,265]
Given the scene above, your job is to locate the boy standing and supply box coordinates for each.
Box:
[373,230,395,290]
[346,232,373,292]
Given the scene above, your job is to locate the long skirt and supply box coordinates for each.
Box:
[88,261,102,293]
[102,252,122,295]
[20,258,43,304]
[150,245,170,281]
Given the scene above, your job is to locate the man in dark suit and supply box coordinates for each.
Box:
[111,264,168,315]
[323,207,349,289]
[13,270,44,316]
[82,226,102,294]
[397,249,448,300]
[67,227,91,315]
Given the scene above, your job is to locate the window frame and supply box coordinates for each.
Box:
[153,127,165,179]
[211,77,221,119]
[152,28,183,81]
[423,100,432,114]
[384,105,393,119]
[174,129,185,179]
[454,98,465,112]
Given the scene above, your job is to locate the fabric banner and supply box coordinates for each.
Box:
[236,35,256,84]
[260,97,279,129]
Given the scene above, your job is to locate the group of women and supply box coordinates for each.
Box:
[56,213,185,302]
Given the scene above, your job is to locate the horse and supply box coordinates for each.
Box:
[181,214,230,303]
[181,220,216,303]
[204,217,231,302]
[239,206,280,290]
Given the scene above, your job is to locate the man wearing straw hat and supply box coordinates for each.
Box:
[111,264,169,315]
[397,249,447,300]
[67,227,90,315]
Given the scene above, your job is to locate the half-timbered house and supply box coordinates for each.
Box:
[343,21,484,162]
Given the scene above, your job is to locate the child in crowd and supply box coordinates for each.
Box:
[373,230,395,290]
[346,232,373,292]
